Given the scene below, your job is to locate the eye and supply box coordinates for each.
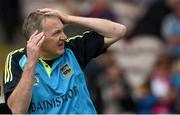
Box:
[52,30,61,36]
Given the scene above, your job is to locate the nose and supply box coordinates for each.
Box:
[59,32,67,41]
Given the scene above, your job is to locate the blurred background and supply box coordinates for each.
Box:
[0,0,180,113]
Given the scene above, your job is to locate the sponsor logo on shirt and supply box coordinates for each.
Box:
[60,64,73,78]
[29,86,79,112]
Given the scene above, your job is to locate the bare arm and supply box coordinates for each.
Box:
[68,16,127,47]
[7,31,45,113]
[38,8,127,47]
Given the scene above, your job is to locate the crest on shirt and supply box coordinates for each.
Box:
[33,74,39,86]
[60,64,73,78]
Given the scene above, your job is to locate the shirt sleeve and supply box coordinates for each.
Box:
[3,50,23,102]
[65,31,107,70]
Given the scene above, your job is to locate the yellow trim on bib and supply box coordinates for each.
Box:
[39,58,52,78]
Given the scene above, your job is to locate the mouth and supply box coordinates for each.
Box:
[58,43,64,48]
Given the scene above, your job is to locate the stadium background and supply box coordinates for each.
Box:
[0,0,180,113]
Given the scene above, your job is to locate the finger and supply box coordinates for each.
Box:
[36,8,41,12]
[29,32,43,45]
[44,12,59,16]
[37,36,45,47]
[32,32,44,45]
[37,8,52,13]
[44,12,54,15]
[29,30,38,42]
[44,12,63,22]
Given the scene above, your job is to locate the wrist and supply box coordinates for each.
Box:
[68,15,76,24]
[26,59,37,68]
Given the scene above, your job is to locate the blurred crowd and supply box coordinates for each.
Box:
[0,0,180,114]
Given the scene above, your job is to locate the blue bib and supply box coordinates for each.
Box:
[19,48,96,114]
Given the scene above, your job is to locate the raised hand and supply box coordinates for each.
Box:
[26,30,45,63]
[37,8,70,24]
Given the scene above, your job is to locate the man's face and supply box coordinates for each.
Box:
[41,16,67,59]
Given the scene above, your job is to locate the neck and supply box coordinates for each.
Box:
[40,52,59,60]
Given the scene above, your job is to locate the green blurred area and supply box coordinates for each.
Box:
[0,22,25,75]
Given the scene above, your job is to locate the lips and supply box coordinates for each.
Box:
[58,43,64,48]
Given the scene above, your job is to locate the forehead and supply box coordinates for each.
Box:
[41,16,63,31]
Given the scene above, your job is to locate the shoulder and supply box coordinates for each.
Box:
[7,48,25,57]
[65,31,104,47]
[5,48,25,65]
[4,48,25,84]
[66,31,91,42]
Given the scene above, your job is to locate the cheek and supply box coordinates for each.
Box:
[42,39,58,50]
[42,40,48,47]
[41,39,52,50]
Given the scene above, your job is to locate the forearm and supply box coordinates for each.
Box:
[68,16,127,40]
[7,60,36,113]
[37,8,127,45]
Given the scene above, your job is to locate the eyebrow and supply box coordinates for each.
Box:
[52,29,61,35]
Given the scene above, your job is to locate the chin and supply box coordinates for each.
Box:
[57,49,65,56]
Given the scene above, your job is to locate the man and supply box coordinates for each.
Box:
[3,8,126,114]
